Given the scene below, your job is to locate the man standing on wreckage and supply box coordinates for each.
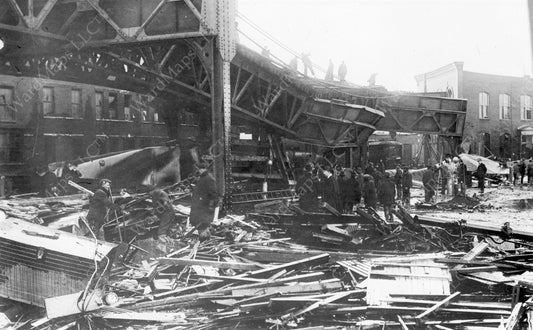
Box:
[82,178,121,239]
[189,162,219,241]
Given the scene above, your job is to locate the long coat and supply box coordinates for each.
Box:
[189,171,218,228]
[320,175,341,211]
[152,189,176,235]
[363,179,378,208]
[296,172,319,211]
[338,176,359,204]
[401,171,413,188]
[379,178,396,206]
[86,188,117,231]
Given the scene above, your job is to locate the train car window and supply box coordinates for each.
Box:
[108,93,118,119]
[42,87,55,115]
[95,92,103,119]
[0,87,15,121]
[71,89,82,118]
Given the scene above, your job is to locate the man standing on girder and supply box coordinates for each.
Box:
[301,53,315,77]
[338,61,347,82]
[325,59,334,81]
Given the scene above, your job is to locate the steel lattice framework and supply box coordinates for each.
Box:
[0,0,468,199]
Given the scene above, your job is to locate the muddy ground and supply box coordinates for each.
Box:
[409,182,533,232]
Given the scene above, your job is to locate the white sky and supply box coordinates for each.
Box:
[237,0,532,92]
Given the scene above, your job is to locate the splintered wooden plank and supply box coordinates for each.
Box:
[194,274,266,283]
[397,315,410,330]
[157,258,260,271]
[280,290,360,320]
[453,242,489,270]
[415,291,461,319]
[101,312,187,323]
[367,306,511,316]
[237,253,330,279]
[505,303,525,330]
[337,260,371,278]
[384,298,510,310]
[231,279,342,297]
[221,272,326,293]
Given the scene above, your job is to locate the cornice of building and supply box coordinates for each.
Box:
[414,62,464,82]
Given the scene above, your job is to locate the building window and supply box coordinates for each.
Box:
[108,92,118,119]
[154,112,160,122]
[124,94,132,120]
[479,92,489,119]
[521,95,532,120]
[0,87,15,121]
[95,92,103,119]
[42,87,55,115]
[71,89,82,118]
[499,93,511,119]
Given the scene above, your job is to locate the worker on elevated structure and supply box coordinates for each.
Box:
[325,59,334,81]
[261,46,271,59]
[289,56,298,71]
[301,53,315,77]
[338,61,347,82]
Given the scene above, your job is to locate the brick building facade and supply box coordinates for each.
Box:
[0,74,189,177]
[415,62,533,159]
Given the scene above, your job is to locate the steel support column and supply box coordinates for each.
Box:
[211,42,226,202]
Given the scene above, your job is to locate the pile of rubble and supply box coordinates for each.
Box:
[1,189,533,329]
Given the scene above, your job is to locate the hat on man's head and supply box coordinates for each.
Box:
[99,178,112,186]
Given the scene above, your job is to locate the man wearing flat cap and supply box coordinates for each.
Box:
[85,178,120,238]
[189,162,219,240]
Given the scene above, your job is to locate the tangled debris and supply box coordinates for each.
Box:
[1,190,533,329]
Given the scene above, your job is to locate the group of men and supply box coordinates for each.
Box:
[83,163,219,241]
[296,162,413,221]
[510,159,533,186]
[421,155,487,203]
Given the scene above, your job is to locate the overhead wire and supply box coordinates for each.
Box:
[236,12,407,100]
[237,12,328,75]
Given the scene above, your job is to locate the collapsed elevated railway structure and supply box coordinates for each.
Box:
[0,0,467,198]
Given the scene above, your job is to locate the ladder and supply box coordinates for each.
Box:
[268,134,296,184]
[231,189,295,204]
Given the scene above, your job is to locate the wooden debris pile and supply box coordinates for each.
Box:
[2,195,533,328]
[5,227,533,329]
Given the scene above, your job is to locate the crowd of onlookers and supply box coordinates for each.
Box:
[508,159,533,186]
[295,154,493,221]
[295,161,412,221]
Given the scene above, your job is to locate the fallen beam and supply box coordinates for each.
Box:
[157,258,261,271]
[416,215,533,242]
[416,291,461,319]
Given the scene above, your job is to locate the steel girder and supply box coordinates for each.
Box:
[229,48,384,146]
[375,94,467,137]
[0,0,213,55]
